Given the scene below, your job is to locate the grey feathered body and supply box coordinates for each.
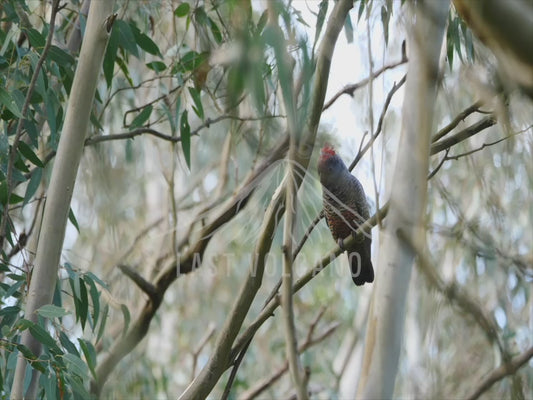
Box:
[318,151,374,285]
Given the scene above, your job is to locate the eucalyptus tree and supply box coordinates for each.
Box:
[0,1,531,399]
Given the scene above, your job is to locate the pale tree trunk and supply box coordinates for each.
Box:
[11,2,116,399]
[24,0,90,276]
[356,0,449,398]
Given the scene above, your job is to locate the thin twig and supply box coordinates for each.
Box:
[190,324,216,382]
[431,101,483,143]
[23,115,281,185]
[465,346,533,400]
[101,74,185,117]
[365,2,381,232]
[6,232,28,260]
[435,181,533,280]
[444,130,528,161]
[6,194,43,261]
[349,75,407,171]
[0,0,61,250]
[117,264,158,301]
[333,299,371,391]
[85,127,182,145]
[430,116,496,155]
[427,148,450,180]
[115,217,164,264]
[220,339,251,400]
[230,203,389,362]
[304,306,327,345]
[322,56,407,111]
[86,115,281,146]
[239,322,339,400]
[121,85,184,127]
[291,211,324,261]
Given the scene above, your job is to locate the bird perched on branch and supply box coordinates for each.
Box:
[317,145,374,286]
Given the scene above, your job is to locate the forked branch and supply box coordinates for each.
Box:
[466,346,533,400]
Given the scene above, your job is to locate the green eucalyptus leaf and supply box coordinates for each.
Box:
[18,141,43,168]
[314,0,328,50]
[130,105,153,129]
[63,353,88,378]
[68,208,80,233]
[0,87,24,118]
[180,110,191,169]
[174,3,190,17]
[78,277,88,331]
[120,304,131,337]
[146,61,167,72]
[36,304,69,319]
[188,87,204,119]
[23,167,42,206]
[96,304,109,343]
[132,26,162,57]
[78,339,97,379]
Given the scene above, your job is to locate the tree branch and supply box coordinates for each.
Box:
[427,149,450,180]
[349,74,407,171]
[322,55,407,111]
[465,346,533,400]
[239,320,339,400]
[230,203,389,362]
[117,264,158,301]
[179,177,287,400]
[86,127,181,145]
[85,115,280,146]
[292,211,324,261]
[122,85,184,127]
[190,324,216,383]
[180,2,356,398]
[444,129,528,160]
[431,101,483,143]
[281,147,308,400]
[91,137,289,396]
[300,0,354,158]
[430,116,496,155]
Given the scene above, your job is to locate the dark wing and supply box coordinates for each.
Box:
[346,173,370,223]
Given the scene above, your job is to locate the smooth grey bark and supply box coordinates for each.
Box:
[10,1,116,398]
[356,0,449,398]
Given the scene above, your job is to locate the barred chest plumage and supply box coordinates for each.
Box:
[322,191,364,241]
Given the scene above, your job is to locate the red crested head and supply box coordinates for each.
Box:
[317,143,348,184]
[319,144,336,161]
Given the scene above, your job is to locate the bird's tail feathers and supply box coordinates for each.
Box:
[347,240,374,286]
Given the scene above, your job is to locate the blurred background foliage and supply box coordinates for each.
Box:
[0,0,531,398]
